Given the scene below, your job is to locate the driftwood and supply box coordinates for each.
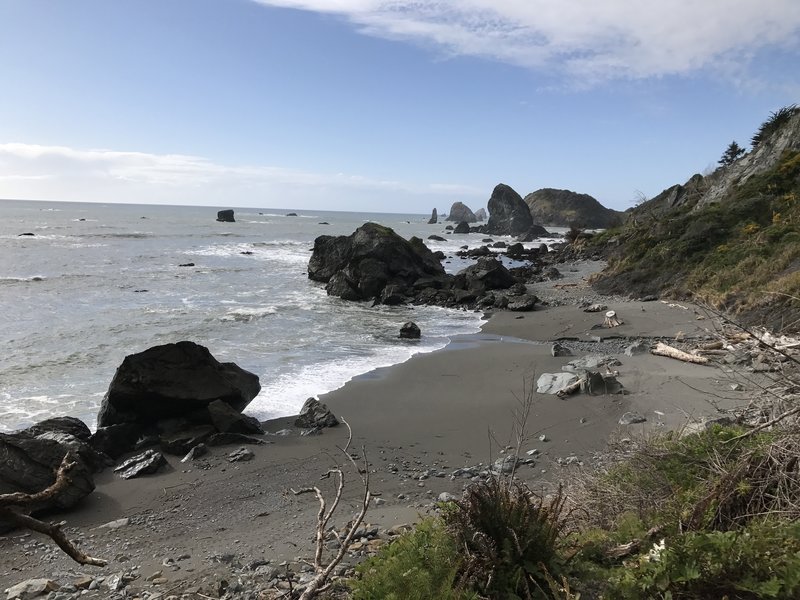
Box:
[0,454,107,567]
[603,310,623,328]
[651,342,709,365]
[291,419,370,599]
[604,526,663,560]
[556,378,583,398]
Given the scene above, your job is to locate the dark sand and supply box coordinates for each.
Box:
[0,262,746,595]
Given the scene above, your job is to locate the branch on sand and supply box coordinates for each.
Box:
[0,453,107,567]
[290,418,370,599]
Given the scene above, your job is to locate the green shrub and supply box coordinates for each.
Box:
[350,518,475,600]
[608,520,800,599]
[444,478,570,599]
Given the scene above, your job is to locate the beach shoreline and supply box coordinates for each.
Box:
[0,259,744,598]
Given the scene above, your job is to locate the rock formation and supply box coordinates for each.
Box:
[216,209,235,222]
[308,222,447,302]
[445,202,478,223]
[97,341,261,429]
[485,184,534,236]
[474,208,487,221]
[428,208,438,224]
[524,188,624,228]
[453,221,471,234]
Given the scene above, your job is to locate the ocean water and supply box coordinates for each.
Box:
[0,199,563,432]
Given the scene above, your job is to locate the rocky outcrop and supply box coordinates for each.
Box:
[97,341,261,429]
[524,188,624,228]
[453,221,471,234]
[216,209,235,222]
[399,322,421,339]
[308,222,447,302]
[454,257,515,295]
[428,208,438,224]
[485,184,534,236]
[475,208,487,221]
[446,202,478,223]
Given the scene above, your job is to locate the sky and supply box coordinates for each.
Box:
[1,0,799,214]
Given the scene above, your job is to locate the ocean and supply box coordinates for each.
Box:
[0,199,563,432]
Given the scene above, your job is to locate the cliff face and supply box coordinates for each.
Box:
[590,108,800,332]
[524,188,624,228]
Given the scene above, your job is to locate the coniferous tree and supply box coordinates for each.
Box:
[718,141,745,167]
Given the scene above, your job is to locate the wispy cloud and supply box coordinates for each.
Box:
[0,143,482,209]
[253,1,800,82]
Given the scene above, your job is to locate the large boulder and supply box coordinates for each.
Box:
[453,221,471,234]
[307,223,447,302]
[455,257,515,293]
[445,202,478,223]
[428,208,438,224]
[216,209,235,222]
[97,341,261,429]
[486,184,533,236]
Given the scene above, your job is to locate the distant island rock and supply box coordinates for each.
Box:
[428,208,438,224]
[486,183,536,236]
[445,202,478,223]
[524,188,624,228]
[474,208,487,221]
[216,209,235,222]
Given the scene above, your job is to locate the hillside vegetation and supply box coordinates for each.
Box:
[588,107,800,332]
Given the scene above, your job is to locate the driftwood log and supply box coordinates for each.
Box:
[651,342,709,365]
[0,454,106,566]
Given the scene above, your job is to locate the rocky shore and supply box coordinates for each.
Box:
[1,248,767,600]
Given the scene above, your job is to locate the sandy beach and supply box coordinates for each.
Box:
[0,260,745,598]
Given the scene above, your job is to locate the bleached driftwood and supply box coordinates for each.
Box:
[651,342,709,365]
[0,454,107,567]
[556,378,584,398]
[603,310,623,328]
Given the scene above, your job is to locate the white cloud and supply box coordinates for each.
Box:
[0,142,482,210]
[253,0,800,82]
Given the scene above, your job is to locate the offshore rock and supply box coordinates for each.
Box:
[399,321,421,339]
[216,209,235,222]
[308,222,447,302]
[475,208,487,221]
[524,188,624,228]
[445,202,478,223]
[428,208,438,224]
[453,221,471,234]
[486,183,534,236]
[455,257,515,294]
[97,341,261,428]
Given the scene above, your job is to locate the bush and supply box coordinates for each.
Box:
[444,478,570,599]
[350,518,475,600]
[608,520,800,599]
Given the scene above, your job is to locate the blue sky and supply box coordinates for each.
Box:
[1,0,799,214]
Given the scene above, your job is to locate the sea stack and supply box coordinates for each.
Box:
[428,208,438,224]
[216,209,235,222]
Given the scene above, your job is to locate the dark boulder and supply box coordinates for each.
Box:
[453,221,471,234]
[216,209,235,222]
[207,400,264,435]
[486,184,533,236]
[457,257,515,292]
[380,284,407,305]
[25,417,91,441]
[89,423,142,459]
[295,398,339,429]
[97,341,261,429]
[399,321,421,339]
[285,212,298,217]
[445,202,478,223]
[428,235,446,242]
[428,208,438,224]
[307,223,447,302]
